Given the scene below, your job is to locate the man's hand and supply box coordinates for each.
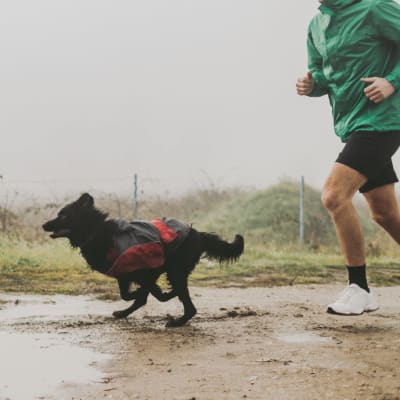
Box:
[361,77,395,104]
[296,72,314,96]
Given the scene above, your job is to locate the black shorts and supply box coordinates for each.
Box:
[336,131,400,193]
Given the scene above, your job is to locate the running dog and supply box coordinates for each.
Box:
[42,193,244,327]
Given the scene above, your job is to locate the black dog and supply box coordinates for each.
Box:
[43,193,244,327]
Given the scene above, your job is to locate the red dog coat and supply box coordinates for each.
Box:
[104,218,190,278]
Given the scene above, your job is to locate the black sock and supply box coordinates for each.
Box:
[347,265,369,292]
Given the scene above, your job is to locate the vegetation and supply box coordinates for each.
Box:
[1,181,399,297]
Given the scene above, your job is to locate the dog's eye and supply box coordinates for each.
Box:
[58,214,67,221]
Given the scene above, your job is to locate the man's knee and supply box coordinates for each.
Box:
[370,208,394,227]
[322,163,365,214]
[364,186,400,228]
[321,188,346,214]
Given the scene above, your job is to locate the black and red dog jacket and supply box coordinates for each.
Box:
[104,218,190,278]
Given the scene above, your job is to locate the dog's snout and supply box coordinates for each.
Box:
[42,220,55,231]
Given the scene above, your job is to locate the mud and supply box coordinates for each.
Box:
[1,285,400,400]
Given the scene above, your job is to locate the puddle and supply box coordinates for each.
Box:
[0,295,113,400]
[277,332,331,344]
[0,294,115,322]
[0,331,108,400]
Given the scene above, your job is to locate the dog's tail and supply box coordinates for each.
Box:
[200,232,244,263]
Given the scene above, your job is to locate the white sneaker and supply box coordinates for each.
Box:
[327,284,379,315]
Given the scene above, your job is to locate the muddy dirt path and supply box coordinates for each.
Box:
[1,285,400,400]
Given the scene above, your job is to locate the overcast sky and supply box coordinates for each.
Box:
[1,1,398,199]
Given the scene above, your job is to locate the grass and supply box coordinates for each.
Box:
[1,182,400,298]
[1,235,400,299]
[192,244,400,288]
[0,236,116,298]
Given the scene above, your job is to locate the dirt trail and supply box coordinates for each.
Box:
[1,285,400,400]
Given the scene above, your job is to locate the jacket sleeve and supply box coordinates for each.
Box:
[371,0,400,90]
[307,27,330,97]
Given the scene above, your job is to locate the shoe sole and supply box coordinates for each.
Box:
[327,307,363,315]
[327,306,379,315]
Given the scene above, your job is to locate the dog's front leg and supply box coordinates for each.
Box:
[113,287,149,319]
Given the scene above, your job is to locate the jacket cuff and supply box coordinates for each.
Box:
[308,73,329,97]
[385,72,400,91]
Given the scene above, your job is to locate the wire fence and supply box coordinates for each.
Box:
[0,172,230,202]
[0,172,245,240]
[0,174,170,206]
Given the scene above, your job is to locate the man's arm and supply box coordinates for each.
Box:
[306,28,329,97]
[360,1,400,103]
[370,0,400,90]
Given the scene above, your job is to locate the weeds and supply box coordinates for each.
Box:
[0,182,399,297]
[1,236,399,298]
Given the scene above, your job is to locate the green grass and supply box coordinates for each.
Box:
[1,236,400,299]
[2,182,400,297]
[0,236,116,298]
[192,244,400,288]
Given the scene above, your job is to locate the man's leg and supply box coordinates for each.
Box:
[321,162,379,314]
[321,132,400,314]
[321,162,367,266]
[363,184,400,244]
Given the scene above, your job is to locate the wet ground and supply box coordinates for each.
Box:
[1,285,400,400]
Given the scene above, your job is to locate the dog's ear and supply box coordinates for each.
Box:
[77,193,94,208]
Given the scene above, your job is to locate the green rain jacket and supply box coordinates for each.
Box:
[307,0,400,142]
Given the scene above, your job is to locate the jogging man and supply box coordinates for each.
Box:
[297,0,400,315]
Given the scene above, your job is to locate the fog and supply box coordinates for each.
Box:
[1,1,396,199]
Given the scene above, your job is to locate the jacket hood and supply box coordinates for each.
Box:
[320,0,360,11]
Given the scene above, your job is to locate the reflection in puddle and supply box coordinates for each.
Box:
[0,295,113,400]
[277,332,330,344]
[0,332,107,400]
[0,294,115,322]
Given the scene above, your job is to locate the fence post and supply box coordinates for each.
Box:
[133,173,138,219]
[300,176,305,245]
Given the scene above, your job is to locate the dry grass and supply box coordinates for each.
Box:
[1,184,399,298]
[1,236,400,298]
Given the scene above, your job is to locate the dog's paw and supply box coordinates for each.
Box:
[165,316,187,328]
[112,310,129,319]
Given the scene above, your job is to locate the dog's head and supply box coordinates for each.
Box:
[42,193,107,247]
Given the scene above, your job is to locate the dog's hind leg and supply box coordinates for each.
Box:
[117,278,142,301]
[113,287,149,319]
[164,272,197,327]
[165,286,197,327]
[150,284,177,302]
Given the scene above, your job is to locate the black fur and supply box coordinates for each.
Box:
[43,193,244,327]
